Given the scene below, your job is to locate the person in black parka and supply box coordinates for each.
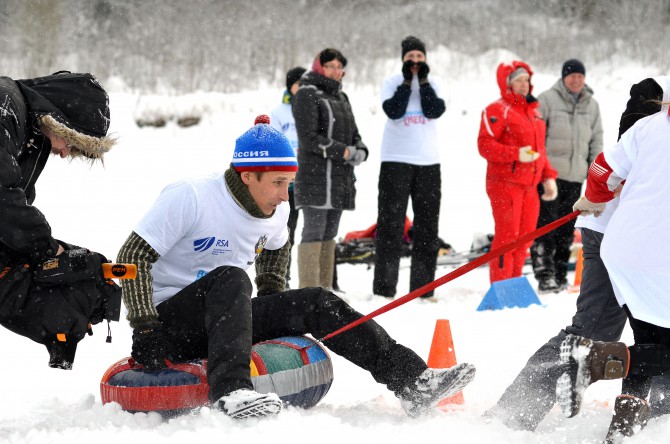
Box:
[292,48,368,290]
[0,71,119,370]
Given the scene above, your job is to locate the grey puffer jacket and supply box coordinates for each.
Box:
[538,79,603,183]
[292,71,367,210]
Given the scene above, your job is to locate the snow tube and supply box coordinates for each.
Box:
[100,335,333,415]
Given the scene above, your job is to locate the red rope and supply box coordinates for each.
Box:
[317,210,581,343]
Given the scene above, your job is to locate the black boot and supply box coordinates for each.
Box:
[556,335,629,418]
[603,395,650,443]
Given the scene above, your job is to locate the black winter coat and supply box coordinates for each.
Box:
[292,72,368,210]
[0,72,110,266]
[0,77,57,266]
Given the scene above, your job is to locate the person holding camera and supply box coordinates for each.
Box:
[0,72,120,369]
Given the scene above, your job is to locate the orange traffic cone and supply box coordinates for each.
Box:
[427,319,464,408]
[568,247,584,293]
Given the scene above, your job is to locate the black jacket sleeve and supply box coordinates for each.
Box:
[382,84,412,119]
[0,79,59,264]
[419,83,446,119]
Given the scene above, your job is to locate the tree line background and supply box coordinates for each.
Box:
[1,0,669,93]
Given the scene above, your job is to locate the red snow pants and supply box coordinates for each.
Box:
[486,180,540,283]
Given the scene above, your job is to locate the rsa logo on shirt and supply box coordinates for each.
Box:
[193,237,232,255]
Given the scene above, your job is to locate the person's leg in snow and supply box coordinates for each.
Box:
[156,266,282,419]
[485,228,629,430]
[252,287,476,417]
[557,312,670,441]
[409,164,441,298]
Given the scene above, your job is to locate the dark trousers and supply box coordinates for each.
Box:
[492,228,629,430]
[531,179,582,283]
[373,162,441,297]
[301,207,343,243]
[156,266,426,402]
[0,260,114,368]
[624,305,670,399]
[286,188,300,284]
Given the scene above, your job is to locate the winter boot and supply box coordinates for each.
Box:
[298,241,322,288]
[556,334,629,418]
[604,395,651,444]
[537,277,561,294]
[217,388,282,419]
[319,239,336,290]
[397,363,476,418]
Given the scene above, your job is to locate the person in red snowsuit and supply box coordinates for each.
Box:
[477,61,558,283]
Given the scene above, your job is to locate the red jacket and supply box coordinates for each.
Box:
[477,60,557,187]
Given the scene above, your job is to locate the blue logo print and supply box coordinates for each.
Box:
[193,237,216,252]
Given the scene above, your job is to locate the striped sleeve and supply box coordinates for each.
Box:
[116,231,161,328]
[584,152,621,203]
[254,240,290,296]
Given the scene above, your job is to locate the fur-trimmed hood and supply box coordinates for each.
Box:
[16,71,115,159]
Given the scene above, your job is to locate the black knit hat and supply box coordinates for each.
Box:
[319,48,347,68]
[285,66,307,91]
[401,36,426,59]
[562,59,586,79]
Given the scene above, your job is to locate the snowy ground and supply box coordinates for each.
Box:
[1,49,668,443]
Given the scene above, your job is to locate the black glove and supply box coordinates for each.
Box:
[417,62,430,83]
[131,321,174,370]
[402,60,414,83]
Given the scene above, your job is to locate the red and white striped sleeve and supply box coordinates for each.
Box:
[584,152,624,203]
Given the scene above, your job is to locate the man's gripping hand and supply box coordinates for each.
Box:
[573,196,606,217]
[131,321,174,370]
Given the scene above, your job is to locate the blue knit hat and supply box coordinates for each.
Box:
[232,115,298,172]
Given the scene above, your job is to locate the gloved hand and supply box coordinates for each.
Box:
[347,149,366,166]
[417,62,430,84]
[518,146,540,163]
[541,178,558,201]
[345,145,357,161]
[402,60,414,83]
[573,196,606,217]
[131,321,174,370]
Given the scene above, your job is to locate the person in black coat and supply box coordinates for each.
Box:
[0,72,119,369]
[292,48,368,290]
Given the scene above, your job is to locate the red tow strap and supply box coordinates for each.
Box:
[317,210,581,343]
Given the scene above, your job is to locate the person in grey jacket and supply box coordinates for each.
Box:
[531,59,603,293]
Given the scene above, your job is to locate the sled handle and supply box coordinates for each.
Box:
[102,263,137,279]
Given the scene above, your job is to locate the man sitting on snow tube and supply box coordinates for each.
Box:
[116,115,476,419]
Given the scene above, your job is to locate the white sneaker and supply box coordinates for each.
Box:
[217,389,282,419]
[398,363,476,418]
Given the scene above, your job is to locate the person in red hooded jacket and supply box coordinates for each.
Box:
[477,61,558,283]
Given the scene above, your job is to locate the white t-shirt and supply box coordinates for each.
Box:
[575,196,619,234]
[134,173,290,306]
[269,100,299,155]
[379,73,443,165]
[600,112,670,327]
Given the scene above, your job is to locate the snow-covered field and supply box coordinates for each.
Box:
[1,49,667,443]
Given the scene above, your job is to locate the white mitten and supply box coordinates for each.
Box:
[573,196,606,217]
[518,146,540,163]
[541,178,558,201]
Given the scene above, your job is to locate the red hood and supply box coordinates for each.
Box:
[311,56,325,76]
[496,60,534,105]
